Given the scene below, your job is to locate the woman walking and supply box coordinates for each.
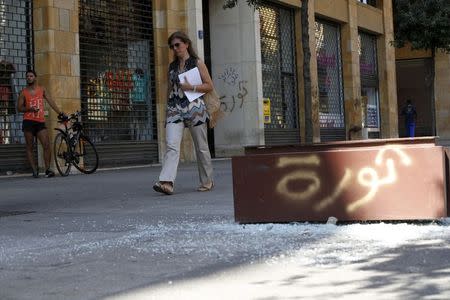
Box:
[153,31,214,195]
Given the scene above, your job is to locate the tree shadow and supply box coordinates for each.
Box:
[354,243,450,298]
[247,225,450,300]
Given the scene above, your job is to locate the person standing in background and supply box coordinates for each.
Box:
[17,70,65,178]
[401,99,417,138]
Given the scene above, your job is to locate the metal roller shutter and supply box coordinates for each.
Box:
[359,32,380,137]
[79,0,157,168]
[0,0,34,174]
[259,3,300,145]
[315,20,346,142]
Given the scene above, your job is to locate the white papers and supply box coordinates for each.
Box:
[178,67,205,102]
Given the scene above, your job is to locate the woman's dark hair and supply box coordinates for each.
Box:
[168,31,199,61]
[26,69,37,76]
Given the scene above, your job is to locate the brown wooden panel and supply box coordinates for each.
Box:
[233,140,447,223]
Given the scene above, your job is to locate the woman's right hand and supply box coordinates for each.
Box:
[180,76,193,91]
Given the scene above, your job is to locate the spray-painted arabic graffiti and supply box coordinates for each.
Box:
[347,146,412,212]
[276,145,412,212]
[219,80,248,113]
[218,67,239,86]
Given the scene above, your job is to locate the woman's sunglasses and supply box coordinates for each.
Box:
[170,42,182,49]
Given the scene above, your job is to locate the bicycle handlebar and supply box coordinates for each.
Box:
[57,111,83,123]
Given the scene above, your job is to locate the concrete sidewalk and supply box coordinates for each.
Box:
[0,159,236,299]
[1,159,450,300]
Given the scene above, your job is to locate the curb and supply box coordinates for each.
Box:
[0,158,231,179]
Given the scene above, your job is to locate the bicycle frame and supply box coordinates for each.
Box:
[54,112,85,167]
[54,112,83,147]
[53,111,99,176]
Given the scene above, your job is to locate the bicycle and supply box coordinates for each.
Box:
[53,111,99,176]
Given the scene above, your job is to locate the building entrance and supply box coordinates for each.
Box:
[396,59,433,137]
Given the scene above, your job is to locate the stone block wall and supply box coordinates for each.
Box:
[33,0,80,168]
[435,51,450,141]
[208,1,265,156]
[378,0,398,138]
[31,0,401,168]
[33,0,81,127]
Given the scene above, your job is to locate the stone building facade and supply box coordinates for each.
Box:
[206,0,398,157]
[0,0,399,173]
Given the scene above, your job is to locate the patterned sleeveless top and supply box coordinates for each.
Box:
[166,56,208,127]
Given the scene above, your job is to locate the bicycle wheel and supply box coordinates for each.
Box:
[72,134,99,174]
[54,132,71,176]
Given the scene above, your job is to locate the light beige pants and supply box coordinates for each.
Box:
[159,122,213,186]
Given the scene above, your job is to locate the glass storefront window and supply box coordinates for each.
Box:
[362,87,379,128]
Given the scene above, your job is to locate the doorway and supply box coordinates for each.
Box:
[396,59,433,137]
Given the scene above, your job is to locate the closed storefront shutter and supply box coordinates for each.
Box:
[259,3,300,145]
[359,32,380,138]
[315,20,346,142]
[0,0,34,173]
[79,0,157,167]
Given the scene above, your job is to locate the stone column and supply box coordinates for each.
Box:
[209,1,264,156]
[307,0,321,143]
[296,8,306,143]
[435,51,450,141]
[187,0,204,60]
[378,0,398,138]
[341,0,363,140]
[33,0,80,168]
[154,0,170,163]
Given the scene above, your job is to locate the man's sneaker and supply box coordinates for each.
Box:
[45,169,55,178]
[32,169,39,178]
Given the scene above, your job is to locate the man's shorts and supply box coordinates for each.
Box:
[22,120,46,136]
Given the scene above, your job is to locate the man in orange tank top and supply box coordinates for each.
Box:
[17,70,65,178]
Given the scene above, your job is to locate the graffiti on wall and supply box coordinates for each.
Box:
[218,67,239,86]
[219,80,248,113]
[276,145,413,213]
[217,67,248,113]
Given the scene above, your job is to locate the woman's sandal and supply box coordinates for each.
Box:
[153,181,174,195]
[197,181,214,192]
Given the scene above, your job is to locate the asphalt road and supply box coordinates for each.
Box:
[1,159,449,300]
